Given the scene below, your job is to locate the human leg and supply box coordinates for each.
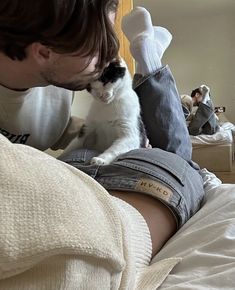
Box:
[188,85,219,135]
[188,103,215,135]
[59,146,204,257]
[111,190,177,257]
[121,7,172,75]
[122,7,193,164]
[134,68,193,163]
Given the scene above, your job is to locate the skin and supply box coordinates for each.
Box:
[0,44,99,91]
[110,190,177,258]
[0,10,118,91]
[0,10,177,259]
[192,92,203,106]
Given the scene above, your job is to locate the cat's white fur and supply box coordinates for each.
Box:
[64,58,145,165]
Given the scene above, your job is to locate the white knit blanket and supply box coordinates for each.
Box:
[0,134,180,289]
[0,135,126,276]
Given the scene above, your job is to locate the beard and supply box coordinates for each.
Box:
[40,71,93,91]
[45,79,88,91]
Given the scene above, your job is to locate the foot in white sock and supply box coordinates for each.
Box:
[121,6,154,42]
[122,7,159,74]
[130,34,161,74]
[154,26,172,59]
[200,84,211,104]
[121,7,172,75]
[133,27,172,74]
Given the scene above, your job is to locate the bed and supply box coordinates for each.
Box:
[1,1,234,288]
[191,122,235,172]
[152,169,235,289]
[74,1,235,287]
[2,136,235,290]
[69,2,235,287]
[50,2,235,287]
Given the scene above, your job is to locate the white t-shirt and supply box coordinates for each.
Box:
[0,85,82,151]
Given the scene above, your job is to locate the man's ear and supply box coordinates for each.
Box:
[30,42,53,65]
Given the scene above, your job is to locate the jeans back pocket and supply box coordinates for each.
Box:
[115,148,187,187]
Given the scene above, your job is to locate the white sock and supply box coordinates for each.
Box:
[154,26,172,59]
[130,34,162,74]
[134,26,172,73]
[121,7,154,42]
[121,7,172,75]
[200,84,211,104]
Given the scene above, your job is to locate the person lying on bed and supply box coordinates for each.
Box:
[181,85,219,136]
[0,5,204,290]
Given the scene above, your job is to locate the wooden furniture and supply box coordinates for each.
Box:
[216,161,235,183]
[192,143,233,172]
[115,0,135,75]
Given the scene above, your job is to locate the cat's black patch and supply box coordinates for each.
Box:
[86,84,92,93]
[99,61,126,85]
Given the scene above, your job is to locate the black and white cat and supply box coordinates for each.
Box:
[64,57,147,165]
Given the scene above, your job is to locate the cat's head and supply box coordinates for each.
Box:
[86,59,126,104]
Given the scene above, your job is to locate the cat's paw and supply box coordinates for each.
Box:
[91,157,108,165]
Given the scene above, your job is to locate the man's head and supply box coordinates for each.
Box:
[0,0,119,90]
[191,88,203,106]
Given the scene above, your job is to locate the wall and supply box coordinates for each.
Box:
[134,0,235,123]
[72,0,235,123]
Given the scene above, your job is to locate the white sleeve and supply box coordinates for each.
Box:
[0,255,122,289]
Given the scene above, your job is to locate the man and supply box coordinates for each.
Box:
[0,0,119,150]
[181,85,219,135]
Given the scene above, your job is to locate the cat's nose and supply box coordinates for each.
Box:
[104,92,112,98]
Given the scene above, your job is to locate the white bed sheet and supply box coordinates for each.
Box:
[151,169,235,290]
[191,122,234,147]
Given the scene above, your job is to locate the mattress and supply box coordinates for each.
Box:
[152,169,235,290]
[191,122,234,172]
[190,122,234,147]
[192,143,233,172]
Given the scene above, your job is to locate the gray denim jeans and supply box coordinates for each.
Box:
[188,100,219,136]
[59,65,204,228]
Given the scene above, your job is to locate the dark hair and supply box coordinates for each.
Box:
[0,0,119,72]
[191,88,202,98]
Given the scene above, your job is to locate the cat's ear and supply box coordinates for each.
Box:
[110,61,126,79]
[86,84,92,93]
[115,67,126,79]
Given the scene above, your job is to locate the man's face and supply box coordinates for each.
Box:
[192,92,203,106]
[40,53,100,91]
[39,12,116,91]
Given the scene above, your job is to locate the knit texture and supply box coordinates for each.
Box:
[112,197,152,272]
[0,134,130,288]
[0,134,181,289]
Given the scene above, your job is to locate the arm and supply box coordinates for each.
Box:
[51,116,84,150]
